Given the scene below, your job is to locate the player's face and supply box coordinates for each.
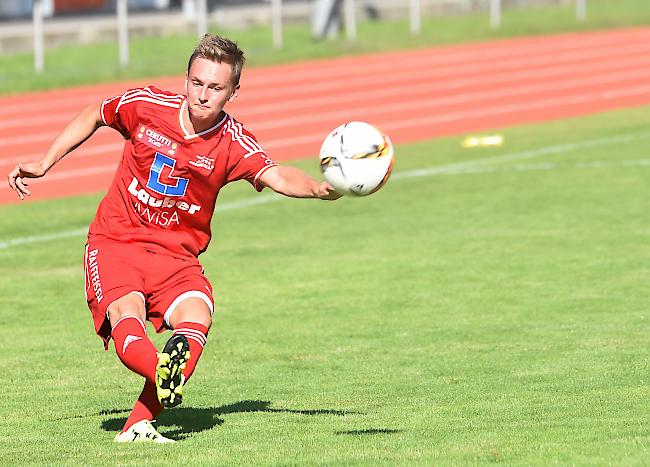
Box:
[186,57,239,122]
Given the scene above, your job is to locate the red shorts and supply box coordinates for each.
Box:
[84,238,214,349]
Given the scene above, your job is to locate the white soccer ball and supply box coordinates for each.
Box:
[319,121,394,197]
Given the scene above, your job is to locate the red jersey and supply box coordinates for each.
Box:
[88,86,276,260]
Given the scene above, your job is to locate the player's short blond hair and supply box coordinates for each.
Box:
[187,34,245,87]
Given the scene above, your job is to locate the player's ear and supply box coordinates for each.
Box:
[229,84,240,102]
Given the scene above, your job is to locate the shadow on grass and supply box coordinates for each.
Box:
[100,400,357,440]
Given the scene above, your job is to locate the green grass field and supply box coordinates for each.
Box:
[1,105,649,464]
[1,0,649,94]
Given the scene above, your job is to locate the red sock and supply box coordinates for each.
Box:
[118,321,210,433]
[121,381,163,432]
[111,316,158,383]
[173,321,210,381]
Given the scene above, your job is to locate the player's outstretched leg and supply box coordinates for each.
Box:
[156,333,190,408]
[114,419,175,443]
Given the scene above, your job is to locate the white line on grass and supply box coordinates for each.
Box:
[422,158,650,177]
[2,131,650,250]
[0,193,281,250]
[391,131,650,180]
[0,227,89,250]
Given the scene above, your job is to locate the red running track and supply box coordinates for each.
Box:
[2,27,650,205]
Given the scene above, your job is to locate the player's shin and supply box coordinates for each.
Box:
[111,316,158,382]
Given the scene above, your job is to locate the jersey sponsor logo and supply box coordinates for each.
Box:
[147,152,188,197]
[188,155,215,171]
[128,176,202,228]
[136,125,180,156]
[128,178,201,213]
[87,249,104,303]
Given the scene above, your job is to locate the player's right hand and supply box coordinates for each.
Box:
[7,162,45,200]
[318,181,342,201]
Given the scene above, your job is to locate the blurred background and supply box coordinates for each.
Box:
[3,0,648,94]
[0,0,621,54]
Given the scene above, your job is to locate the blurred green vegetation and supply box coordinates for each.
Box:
[0,0,649,94]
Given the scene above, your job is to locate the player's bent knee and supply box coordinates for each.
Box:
[167,296,213,329]
[107,292,146,327]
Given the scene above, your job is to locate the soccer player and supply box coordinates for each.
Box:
[7,34,340,443]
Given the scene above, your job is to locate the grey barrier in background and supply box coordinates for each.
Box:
[23,0,587,73]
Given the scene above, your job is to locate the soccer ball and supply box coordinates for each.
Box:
[319,121,394,196]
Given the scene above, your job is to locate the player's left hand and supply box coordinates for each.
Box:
[318,181,342,200]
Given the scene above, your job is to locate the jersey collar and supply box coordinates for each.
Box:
[179,99,228,140]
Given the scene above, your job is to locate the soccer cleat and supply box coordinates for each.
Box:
[114,419,175,443]
[156,333,190,408]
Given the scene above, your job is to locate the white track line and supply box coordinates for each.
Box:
[0,143,123,170]
[3,60,649,163]
[5,40,650,129]
[6,99,646,184]
[249,71,650,131]
[241,29,650,86]
[3,80,650,175]
[0,163,120,187]
[381,84,650,132]
[233,56,650,117]
[236,41,650,102]
[3,29,650,119]
[2,131,649,249]
[4,54,650,156]
[3,68,650,166]
[0,130,60,147]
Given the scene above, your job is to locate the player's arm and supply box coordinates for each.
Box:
[7,102,105,200]
[258,165,342,200]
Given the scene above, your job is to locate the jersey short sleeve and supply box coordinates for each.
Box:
[100,90,139,139]
[223,118,277,191]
